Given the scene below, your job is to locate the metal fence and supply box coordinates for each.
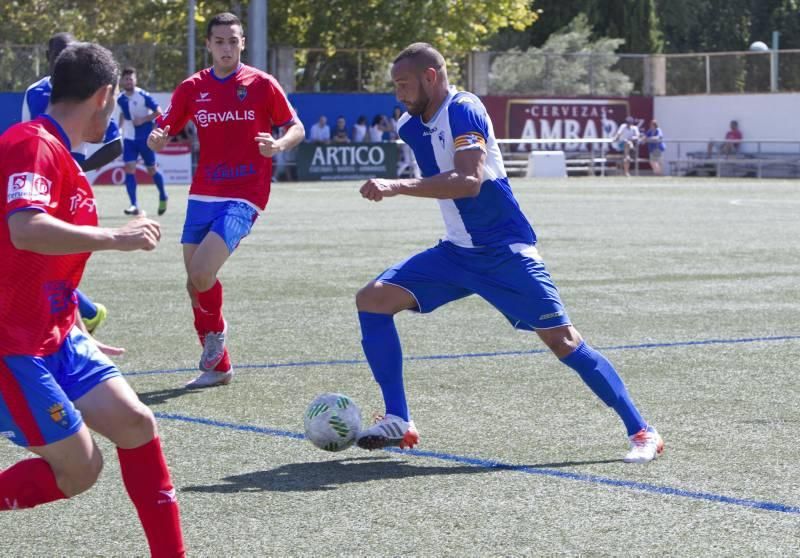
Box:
[3,43,800,96]
[484,49,800,96]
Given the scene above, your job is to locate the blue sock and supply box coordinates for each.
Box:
[76,289,97,319]
[358,311,409,421]
[153,171,167,201]
[560,341,646,436]
[125,173,137,206]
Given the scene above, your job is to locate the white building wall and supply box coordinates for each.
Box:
[654,93,800,172]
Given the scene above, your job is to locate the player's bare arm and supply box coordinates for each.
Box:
[147,124,171,152]
[254,120,305,158]
[8,210,161,254]
[360,148,485,202]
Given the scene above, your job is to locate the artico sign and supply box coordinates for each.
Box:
[297,143,398,180]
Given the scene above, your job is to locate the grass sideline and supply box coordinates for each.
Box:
[1,177,799,555]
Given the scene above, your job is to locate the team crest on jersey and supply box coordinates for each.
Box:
[48,403,67,424]
[7,172,52,205]
[237,85,248,101]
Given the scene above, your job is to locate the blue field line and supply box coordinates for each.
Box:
[126,334,800,377]
[155,411,800,516]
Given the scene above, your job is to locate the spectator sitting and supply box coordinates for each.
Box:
[642,119,665,176]
[612,115,639,177]
[722,120,742,155]
[368,114,388,142]
[352,115,368,143]
[331,116,350,143]
[308,115,330,144]
[708,120,743,157]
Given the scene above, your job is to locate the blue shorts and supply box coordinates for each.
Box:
[376,241,571,331]
[181,199,259,253]
[0,327,121,448]
[123,137,156,166]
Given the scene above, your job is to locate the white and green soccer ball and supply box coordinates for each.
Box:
[303,393,362,452]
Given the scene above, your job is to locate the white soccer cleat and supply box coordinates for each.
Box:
[123,205,140,216]
[185,367,234,388]
[199,320,227,372]
[356,413,420,450]
[624,426,664,464]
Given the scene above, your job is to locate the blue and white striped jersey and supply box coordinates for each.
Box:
[397,88,536,248]
[21,76,120,161]
[117,87,160,140]
[21,77,52,122]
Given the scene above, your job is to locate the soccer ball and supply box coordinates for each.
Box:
[303,393,362,452]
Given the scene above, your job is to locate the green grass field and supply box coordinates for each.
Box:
[2,177,800,556]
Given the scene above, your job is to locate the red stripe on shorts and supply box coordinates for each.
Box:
[0,360,45,446]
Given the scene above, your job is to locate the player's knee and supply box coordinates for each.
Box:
[59,450,103,497]
[118,403,157,441]
[124,163,136,174]
[189,269,216,292]
[539,326,583,358]
[146,166,157,176]
[356,284,389,313]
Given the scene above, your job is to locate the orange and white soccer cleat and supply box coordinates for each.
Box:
[624,426,664,464]
[356,413,420,450]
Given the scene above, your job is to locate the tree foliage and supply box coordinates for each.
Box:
[489,15,633,96]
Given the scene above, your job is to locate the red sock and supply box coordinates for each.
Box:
[215,348,231,372]
[0,457,66,510]
[117,437,185,558]
[192,305,206,337]
[196,280,224,333]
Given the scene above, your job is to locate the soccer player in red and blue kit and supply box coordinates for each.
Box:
[0,43,185,556]
[148,12,305,388]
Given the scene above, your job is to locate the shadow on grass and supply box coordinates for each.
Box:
[136,386,205,406]
[182,455,622,493]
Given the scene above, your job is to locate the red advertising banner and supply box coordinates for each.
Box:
[482,96,654,154]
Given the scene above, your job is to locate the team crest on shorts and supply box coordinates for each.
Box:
[236,85,247,101]
[48,403,67,425]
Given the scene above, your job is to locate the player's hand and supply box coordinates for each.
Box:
[92,338,126,356]
[147,125,170,152]
[111,216,161,251]
[255,133,282,158]
[360,179,401,202]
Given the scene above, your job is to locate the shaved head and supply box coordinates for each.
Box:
[393,42,446,74]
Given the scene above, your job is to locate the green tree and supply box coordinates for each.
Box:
[489,14,632,95]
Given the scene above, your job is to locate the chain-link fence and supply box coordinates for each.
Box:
[0,44,209,92]
[485,49,800,96]
[4,44,800,96]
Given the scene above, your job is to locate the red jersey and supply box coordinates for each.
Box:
[0,116,98,357]
[159,64,296,210]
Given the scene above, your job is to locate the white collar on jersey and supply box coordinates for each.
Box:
[422,86,458,127]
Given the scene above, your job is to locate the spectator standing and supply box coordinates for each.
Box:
[388,106,403,140]
[612,116,639,177]
[309,115,330,144]
[642,120,665,176]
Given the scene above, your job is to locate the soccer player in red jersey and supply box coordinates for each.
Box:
[0,43,185,557]
[148,12,304,388]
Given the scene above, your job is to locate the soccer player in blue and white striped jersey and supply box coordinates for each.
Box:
[355,43,664,464]
[117,67,167,216]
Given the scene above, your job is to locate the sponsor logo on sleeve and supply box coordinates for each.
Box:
[6,172,52,205]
